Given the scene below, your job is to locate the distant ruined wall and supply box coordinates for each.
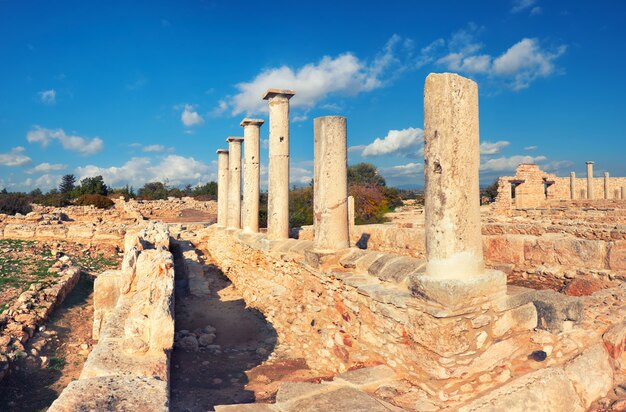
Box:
[48,222,174,412]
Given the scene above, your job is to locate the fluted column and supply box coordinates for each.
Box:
[240,118,264,233]
[424,73,483,278]
[226,137,243,229]
[313,116,349,250]
[216,149,229,226]
[586,161,594,200]
[263,89,295,240]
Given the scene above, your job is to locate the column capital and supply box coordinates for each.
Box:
[262,88,295,100]
[586,161,594,165]
[216,149,229,154]
[240,118,265,127]
[226,136,244,143]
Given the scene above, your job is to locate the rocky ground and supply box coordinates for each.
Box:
[0,240,121,411]
[170,240,322,411]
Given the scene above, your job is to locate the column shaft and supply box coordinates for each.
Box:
[313,116,349,250]
[263,89,295,240]
[227,137,243,229]
[423,73,484,278]
[241,119,264,233]
[586,162,594,200]
[216,150,229,226]
[570,172,576,200]
[604,172,610,199]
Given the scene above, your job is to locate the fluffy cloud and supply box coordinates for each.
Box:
[524,145,538,150]
[427,24,565,90]
[142,144,168,152]
[76,155,215,188]
[27,126,104,155]
[221,35,410,116]
[480,155,547,172]
[26,162,66,174]
[0,147,32,167]
[181,104,204,127]
[480,140,510,155]
[23,174,62,191]
[380,162,424,178]
[38,89,56,105]
[358,127,424,158]
[511,0,540,14]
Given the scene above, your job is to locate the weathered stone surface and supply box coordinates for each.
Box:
[603,320,626,359]
[92,269,122,340]
[483,235,525,265]
[458,368,584,412]
[333,364,396,389]
[288,386,391,412]
[532,290,583,332]
[562,277,605,296]
[608,240,626,270]
[48,375,168,412]
[564,344,613,408]
[492,302,537,337]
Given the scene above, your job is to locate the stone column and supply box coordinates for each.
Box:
[313,116,349,251]
[348,195,355,237]
[263,89,295,240]
[570,172,576,200]
[240,118,264,233]
[586,161,594,199]
[604,172,610,199]
[423,73,484,278]
[622,186,625,200]
[216,149,229,226]
[226,137,244,229]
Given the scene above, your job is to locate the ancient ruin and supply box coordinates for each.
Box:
[1,73,626,411]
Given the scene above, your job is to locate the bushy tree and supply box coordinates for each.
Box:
[138,182,169,200]
[110,185,135,200]
[59,174,76,195]
[289,186,314,227]
[74,194,114,209]
[192,182,218,199]
[348,163,386,187]
[75,176,108,196]
[482,179,499,201]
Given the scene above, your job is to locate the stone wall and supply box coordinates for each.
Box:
[48,222,174,411]
[204,227,543,405]
[0,263,81,383]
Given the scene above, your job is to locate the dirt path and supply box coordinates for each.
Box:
[0,273,96,411]
[170,239,318,411]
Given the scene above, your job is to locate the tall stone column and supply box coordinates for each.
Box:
[313,116,349,251]
[348,195,355,237]
[570,172,576,200]
[226,137,244,229]
[263,89,295,240]
[586,161,594,200]
[604,172,610,199]
[423,73,484,278]
[240,118,264,233]
[216,149,229,227]
[622,186,626,200]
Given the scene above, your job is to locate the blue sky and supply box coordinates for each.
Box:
[1,0,625,191]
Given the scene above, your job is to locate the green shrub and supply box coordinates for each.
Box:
[74,194,114,209]
[0,194,32,215]
[37,193,71,207]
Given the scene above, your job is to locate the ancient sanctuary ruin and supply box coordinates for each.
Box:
[1,72,626,411]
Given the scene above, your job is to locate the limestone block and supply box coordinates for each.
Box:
[332,364,396,390]
[34,225,68,240]
[3,224,35,239]
[482,235,525,265]
[407,310,470,357]
[47,375,168,412]
[370,256,425,284]
[92,270,122,340]
[608,240,626,271]
[288,386,391,412]
[564,344,613,408]
[491,302,537,337]
[603,320,626,359]
[458,368,583,412]
[275,381,328,404]
[339,249,369,269]
[553,237,606,269]
[67,224,95,241]
[532,290,583,332]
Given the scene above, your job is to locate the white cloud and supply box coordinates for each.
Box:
[27,126,104,155]
[23,174,62,190]
[76,155,215,188]
[0,146,32,167]
[359,127,424,158]
[380,162,424,178]
[221,35,409,116]
[480,155,546,172]
[480,140,510,155]
[524,145,538,150]
[181,104,204,127]
[26,162,66,174]
[429,24,565,90]
[261,139,269,150]
[142,144,167,152]
[38,89,56,105]
[511,0,537,13]
[530,6,542,15]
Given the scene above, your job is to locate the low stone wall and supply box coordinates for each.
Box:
[48,222,174,411]
[0,222,126,247]
[0,263,81,383]
[205,227,542,406]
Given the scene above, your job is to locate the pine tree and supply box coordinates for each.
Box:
[59,174,76,195]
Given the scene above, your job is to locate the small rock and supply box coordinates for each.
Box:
[198,333,215,347]
[179,335,199,352]
[256,347,268,355]
[80,343,89,350]
[528,350,547,362]
[212,378,222,385]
